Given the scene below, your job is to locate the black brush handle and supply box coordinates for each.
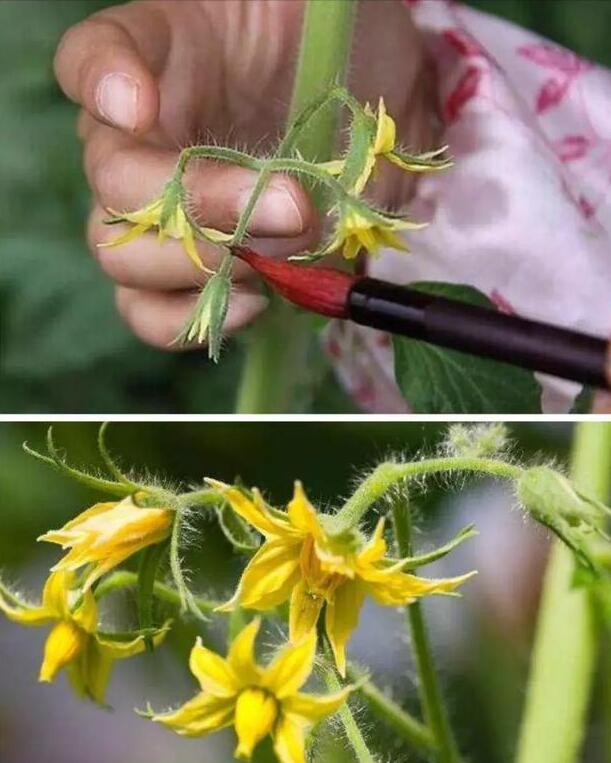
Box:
[348,278,609,389]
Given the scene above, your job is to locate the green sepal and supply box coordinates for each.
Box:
[517,466,611,572]
[174,255,232,360]
[386,523,478,570]
[159,176,183,229]
[23,426,136,497]
[216,500,260,554]
[96,626,168,643]
[137,542,168,651]
[338,108,376,192]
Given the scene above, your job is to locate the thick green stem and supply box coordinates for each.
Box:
[335,458,522,531]
[392,494,462,763]
[235,0,357,413]
[324,664,378,763]
[515,423,611,763]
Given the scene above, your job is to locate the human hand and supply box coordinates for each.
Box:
[55,0,431,349]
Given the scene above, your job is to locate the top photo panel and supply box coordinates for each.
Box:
[3,0,611,415]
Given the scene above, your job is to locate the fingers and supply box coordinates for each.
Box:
[83,124,316,237]
[115,286,269,351]
[89,205,318,292]
[88,205,253,290]
[54,3,171,133]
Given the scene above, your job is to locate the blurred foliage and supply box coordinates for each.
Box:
[1,1,610,412]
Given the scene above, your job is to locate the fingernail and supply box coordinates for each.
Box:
[96,73,139,131]
[239,180,305,236]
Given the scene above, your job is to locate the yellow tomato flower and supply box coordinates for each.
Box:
[320,97,451,194]
[209,480,474,676]
[324,206,427,261]
[150,619,351,763]
[0,570,168,703]
[38,494,173,592]
[100,194,231,269]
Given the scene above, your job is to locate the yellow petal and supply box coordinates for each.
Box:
[98,222,151,248]
[236,538,302,611]
[44,499,172,592]
[283,687,352,724]
[95,620,170,659]
[201,226,233,243]
[41,570,73,619]
[66,638,113,705]
[289,580,324,643]
[234,688,278,759]
[227,618,263,686]
[363,569,476,606]
[261,631,317,699]
[153,692,236,737]
[351,150,377,195]
[39,620,86,683]
[0,584,53,627]
[207,480,291,537]
[374,97,397,156]
[39,501,117,539]
[342,235,362,261]
[357,518,387,565]
[325,579,366,677]
[181,222,204,270]
[189,636,239,697]
[287,482,322,538]
[71,589,98,634]
[273,715,306,763]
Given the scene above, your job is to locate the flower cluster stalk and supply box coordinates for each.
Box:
[235,0,357,413]
[347,664,436,751]
[515,422,611,763]
[335,457,523,531]
[392,493,462,763]
[324,663,378,763]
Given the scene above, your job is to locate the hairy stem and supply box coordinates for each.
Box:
[324,664,378,763]
[169,508,210,623]
[392,493,462,763]
[95,571,219,612]
[335,457,522,530]
[347,663,436,751]
[235,0,357,413]
[515,422,611,763]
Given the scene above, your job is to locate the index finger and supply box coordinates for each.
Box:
[54,2,170,133]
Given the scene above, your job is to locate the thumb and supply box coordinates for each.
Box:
[54,5,169,133]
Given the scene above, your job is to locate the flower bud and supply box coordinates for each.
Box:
[517,466,611,571]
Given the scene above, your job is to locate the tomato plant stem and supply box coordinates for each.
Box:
[515,423,611,763]
[392,493,463,763]
[235,0,357,413]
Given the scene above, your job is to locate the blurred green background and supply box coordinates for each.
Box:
[2,420,610,763]
[1,1,611,413]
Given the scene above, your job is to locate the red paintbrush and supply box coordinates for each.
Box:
[232,245,610,390]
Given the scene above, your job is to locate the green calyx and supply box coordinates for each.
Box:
[518,465,611,572]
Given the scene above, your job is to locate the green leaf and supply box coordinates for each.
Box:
[216,501,260,554]
[393,282,542,413]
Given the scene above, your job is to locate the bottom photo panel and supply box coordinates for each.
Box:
[0,421,609,763]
